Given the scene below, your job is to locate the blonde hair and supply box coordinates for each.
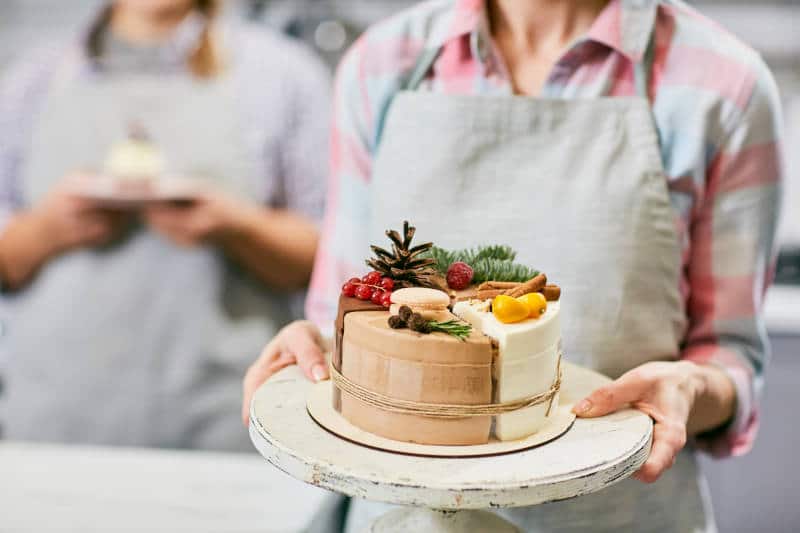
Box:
[188,0,222,78]
[88,0,223,79]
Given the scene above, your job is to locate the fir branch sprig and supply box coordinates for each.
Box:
[423,245,538,283]
[469,258,538,283]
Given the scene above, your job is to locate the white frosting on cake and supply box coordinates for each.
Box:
[453,300,562,441]
[104,138,164,181]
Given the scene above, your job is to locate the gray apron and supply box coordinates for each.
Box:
[345,32,715,533]
[2,56,291,451]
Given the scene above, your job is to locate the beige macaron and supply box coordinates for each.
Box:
[390,288,452,321]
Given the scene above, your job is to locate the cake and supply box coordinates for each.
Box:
[332,221,563,445]
[103,124,164,192]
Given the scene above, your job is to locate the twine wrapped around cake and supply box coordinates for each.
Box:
[330,354,562,420]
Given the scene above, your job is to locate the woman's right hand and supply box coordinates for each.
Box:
[242,320,329,425]
[0,177,128,288]
[34,185,126,253]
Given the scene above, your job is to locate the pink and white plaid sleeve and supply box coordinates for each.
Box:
[305,39,378,336]
[682,61,783,457]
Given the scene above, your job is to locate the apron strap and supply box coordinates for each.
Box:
[375,47,442,145]
[404,47,443,91]
[633,29,657,102]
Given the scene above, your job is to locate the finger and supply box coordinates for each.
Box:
[634,420,686,483]
[288,325,328,383]
[573,370,651,417]
[241,341,287,425]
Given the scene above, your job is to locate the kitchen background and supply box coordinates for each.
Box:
[1,1,797,532]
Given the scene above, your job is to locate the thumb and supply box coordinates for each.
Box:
[288,323,328,383]
[573,373,647,418]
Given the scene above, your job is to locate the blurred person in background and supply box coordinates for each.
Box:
[0,0,330,451]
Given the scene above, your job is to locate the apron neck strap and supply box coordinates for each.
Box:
[404,47,443,91]
[633,29,657,102]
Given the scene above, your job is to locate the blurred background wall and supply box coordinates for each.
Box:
[1,1,798,532]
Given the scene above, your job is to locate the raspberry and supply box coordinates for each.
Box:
[446,262,474,290]
[355,284,374,300]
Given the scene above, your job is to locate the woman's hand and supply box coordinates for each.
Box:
[37,180,129,252]
[573,360,735,483]
[145,187,319,289]
[143,191,244,247]
[0,177,129,289]
[241,320,329,425]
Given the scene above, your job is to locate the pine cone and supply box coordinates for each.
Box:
[366,221,440,289]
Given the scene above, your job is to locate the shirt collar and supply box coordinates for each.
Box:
[80,6,208,70]
[431,0,658,63]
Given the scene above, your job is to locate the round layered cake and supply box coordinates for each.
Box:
[331,221,563,446]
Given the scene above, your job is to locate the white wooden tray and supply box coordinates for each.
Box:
[249,362,653,512]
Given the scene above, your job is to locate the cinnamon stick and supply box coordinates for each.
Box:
[543,284,561,301]
[476,289,506,300]
[504,273,547,298]
[477,281,522,291]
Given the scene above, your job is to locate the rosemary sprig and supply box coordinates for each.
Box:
[427,320,472,341]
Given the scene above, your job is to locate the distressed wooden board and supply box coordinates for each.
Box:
[307,380,576,457]
[249,363,653,510]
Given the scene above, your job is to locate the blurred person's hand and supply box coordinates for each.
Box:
[36,176,129,251]
[143,189,245,247]
[0,174,130,289]
[242,320,329,425]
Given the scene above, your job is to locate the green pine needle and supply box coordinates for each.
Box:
[423,245,538,283]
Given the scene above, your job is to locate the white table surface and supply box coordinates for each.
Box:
[0,441,338,533]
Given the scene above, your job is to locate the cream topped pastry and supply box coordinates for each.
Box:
[104,125,164,185]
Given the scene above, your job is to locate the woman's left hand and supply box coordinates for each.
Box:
[572,361,704,483]
[143,191,246,247]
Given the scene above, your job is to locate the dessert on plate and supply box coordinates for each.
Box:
[332,221,564,445]
[103,123,164,193]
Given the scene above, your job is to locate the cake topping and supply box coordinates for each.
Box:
[517,292,548,318]
[387,305,473,341]
[504,273,547,298]
[341,272,394,307]
[366,221,444,289]
[389,287,450,320]
[425,244,538,284]
[446,262,474,290]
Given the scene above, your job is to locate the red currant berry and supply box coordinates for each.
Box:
[379,277,395,291]
[342,282,357,297]
[371,289,385,305]
[355,284,374,301]
[380,291,392,308]
[348,277,361,285]
[362,271,382,285]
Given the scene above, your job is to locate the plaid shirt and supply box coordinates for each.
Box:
[307,0,784,457]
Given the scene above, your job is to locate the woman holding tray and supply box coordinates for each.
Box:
[0,0,329,451]
[244,0,783,529]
